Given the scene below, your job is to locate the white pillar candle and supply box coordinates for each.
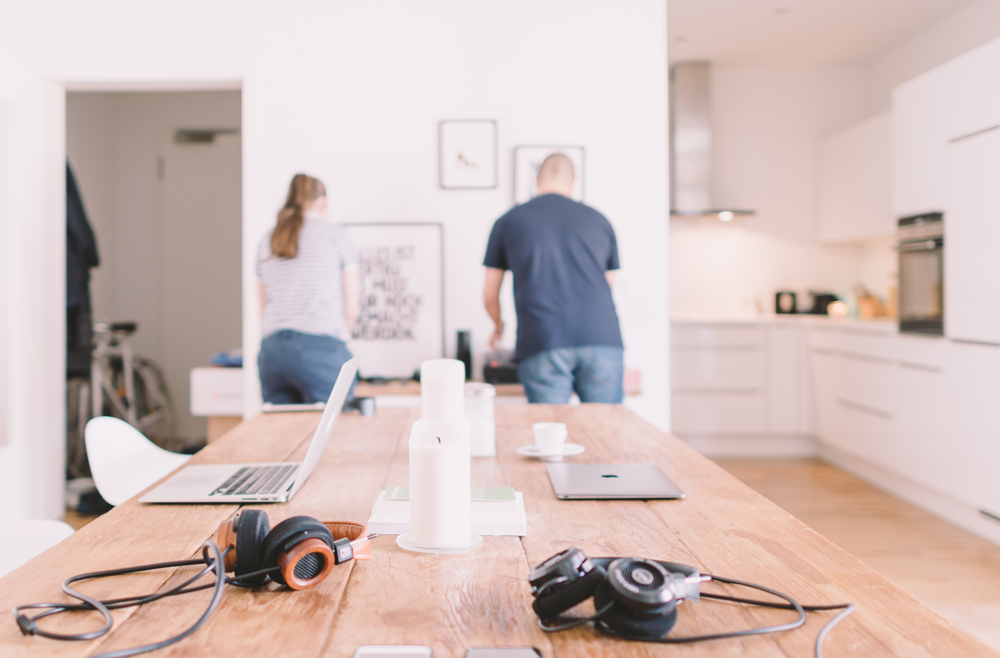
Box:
[421,359,465,421]
[408,418,471,548]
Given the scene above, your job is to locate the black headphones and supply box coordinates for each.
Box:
[529,547,705,637]
[528,547,856,658]
[14,510,374,658]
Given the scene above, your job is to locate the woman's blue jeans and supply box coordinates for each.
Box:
[258,330,356,404]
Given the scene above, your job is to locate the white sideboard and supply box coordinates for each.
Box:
[672,318,1000,546]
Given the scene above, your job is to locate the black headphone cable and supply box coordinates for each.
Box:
[594,574,855,658]
[10,541,279,658]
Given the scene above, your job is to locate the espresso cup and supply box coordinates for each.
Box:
[532,422,568,455]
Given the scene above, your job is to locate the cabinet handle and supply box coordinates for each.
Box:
[840,351,893,365]
[838,398,893,420]
[898,361,943,373]
[949,124,1000,144]
[950,338,1000,348]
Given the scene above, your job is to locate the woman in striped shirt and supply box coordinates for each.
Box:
[256,174,359,402]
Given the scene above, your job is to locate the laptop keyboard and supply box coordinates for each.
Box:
[210,464,298,497]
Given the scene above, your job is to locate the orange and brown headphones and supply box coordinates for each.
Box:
[216,509,372,590]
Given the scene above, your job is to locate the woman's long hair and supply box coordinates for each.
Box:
[271,174,326,258]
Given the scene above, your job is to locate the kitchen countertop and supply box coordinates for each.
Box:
[672,314,900,333]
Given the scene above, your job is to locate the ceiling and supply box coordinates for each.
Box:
[668,0,976,66]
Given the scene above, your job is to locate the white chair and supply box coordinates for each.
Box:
[0,520,75,578]
[85,416,191,506]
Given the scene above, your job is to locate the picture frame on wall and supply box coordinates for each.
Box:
[439,120,497,189]
[513,145,585,205]
[343,222,445,379]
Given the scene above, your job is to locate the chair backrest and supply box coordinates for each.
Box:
[0,520,75,578]
[84,417,191,506]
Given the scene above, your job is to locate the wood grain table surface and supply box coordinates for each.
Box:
[2,406,995,657]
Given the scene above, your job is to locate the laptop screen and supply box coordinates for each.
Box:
[286,357,359,497]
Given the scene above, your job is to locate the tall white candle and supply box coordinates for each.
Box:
[408,418,471,548]
[421,359,465,422]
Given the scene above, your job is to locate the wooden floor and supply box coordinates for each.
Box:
[715,458,1000,651]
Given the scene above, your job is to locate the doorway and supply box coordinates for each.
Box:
[65,90,242,469]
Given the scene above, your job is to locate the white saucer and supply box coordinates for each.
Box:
[515,443,585,461]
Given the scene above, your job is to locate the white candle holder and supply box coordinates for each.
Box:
[400,417,481,554]
[420,359,466,422]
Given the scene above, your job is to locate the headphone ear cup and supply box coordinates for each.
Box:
[261,516,335,590]
[234,510,271,584]
[532,564,607,619]
[594,578,678,639]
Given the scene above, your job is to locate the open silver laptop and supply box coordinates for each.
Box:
[140,358,358,504]
[546,463,685,500]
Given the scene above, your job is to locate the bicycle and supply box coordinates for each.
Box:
[67,321,176,478]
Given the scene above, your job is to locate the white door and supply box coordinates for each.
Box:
[945,127,1000,344]
[158,132,242,439]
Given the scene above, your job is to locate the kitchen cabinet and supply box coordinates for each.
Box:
[671,322,806,438]
[818,111,894,242]
[945,39,1000,143]
[673,320,998,531]
[893,37,1000,218]
[671,323,765,435]
[945,126,1000,344]
[893,66,951,217]
[946,342,1000,515]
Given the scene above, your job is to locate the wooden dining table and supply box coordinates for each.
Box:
[2,405,996,657]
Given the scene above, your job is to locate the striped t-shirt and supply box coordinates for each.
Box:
[256,216,358,341]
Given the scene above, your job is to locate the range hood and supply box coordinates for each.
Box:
[670,62,756,218]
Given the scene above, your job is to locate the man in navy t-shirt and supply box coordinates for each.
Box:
[483,153,624,404]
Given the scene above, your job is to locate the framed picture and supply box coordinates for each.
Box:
[344,222,445,379]
[513,145,585,204]
[439,120,497,189]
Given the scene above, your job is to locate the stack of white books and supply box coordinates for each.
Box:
[367,486,527,537]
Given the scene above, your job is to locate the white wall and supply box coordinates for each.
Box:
[0,0,671,519]
[671,66,869,318]
[864,0,1000,114]
[66,91,242,441]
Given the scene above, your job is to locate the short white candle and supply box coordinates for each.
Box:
[421,359,465,422]
[408,418,471,547]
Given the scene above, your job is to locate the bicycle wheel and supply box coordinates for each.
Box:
[132,358,176,449]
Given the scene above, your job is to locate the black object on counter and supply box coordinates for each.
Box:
[343,397,376,417]
[457,330,472,381]
[808,292,840,315]
[483,351,519,385]
[775,291,797,314]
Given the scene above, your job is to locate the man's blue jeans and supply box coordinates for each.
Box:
[258,330,356,403]
[517,346,624,404]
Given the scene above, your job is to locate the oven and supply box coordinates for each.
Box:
[897,212,944,335]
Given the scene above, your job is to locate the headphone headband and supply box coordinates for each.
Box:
[322,521,371,563]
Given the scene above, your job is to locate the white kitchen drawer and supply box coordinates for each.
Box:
[838,331,896,362]
[834,397,896,463]
[808,328,849,351]
[672,391,767,435]
[671,347,764,390]
[671,324,763,348]
[839,352,897,417]
[894,334,948,371]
